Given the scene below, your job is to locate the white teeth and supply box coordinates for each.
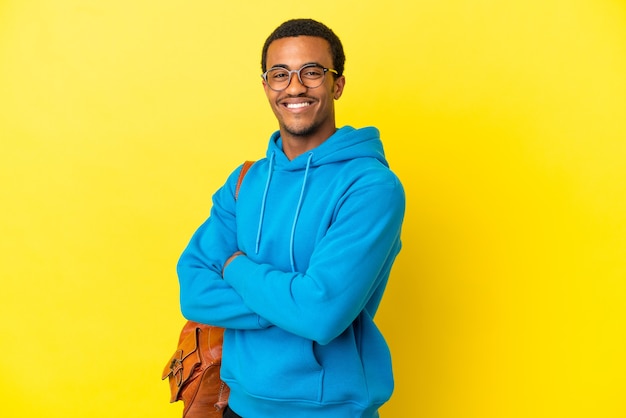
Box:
[286,102,310,109]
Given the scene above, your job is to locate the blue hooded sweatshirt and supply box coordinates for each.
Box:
[177,126,405,418]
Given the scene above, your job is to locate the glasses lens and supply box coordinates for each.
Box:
[266,68,290,91]
[299,65,325,89]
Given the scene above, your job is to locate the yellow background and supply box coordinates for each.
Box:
[1,0,625,417]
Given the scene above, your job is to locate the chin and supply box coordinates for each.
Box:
[286,128,316,138]
[283,122,319,138]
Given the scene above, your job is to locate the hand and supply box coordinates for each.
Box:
[222,251,245,276]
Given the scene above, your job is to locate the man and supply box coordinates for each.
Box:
[177,18,405,418]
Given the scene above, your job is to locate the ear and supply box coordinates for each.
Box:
[262,79,271,96]
[333,75,346,100]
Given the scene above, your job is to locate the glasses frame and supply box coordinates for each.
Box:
[262,64,339,92]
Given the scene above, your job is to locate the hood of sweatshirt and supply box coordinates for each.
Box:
[266,125,389,170]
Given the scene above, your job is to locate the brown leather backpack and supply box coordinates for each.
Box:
[162,321,229,417]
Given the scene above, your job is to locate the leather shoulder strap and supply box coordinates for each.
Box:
[235,160,255,200]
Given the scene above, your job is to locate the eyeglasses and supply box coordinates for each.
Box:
[262,64,338,91]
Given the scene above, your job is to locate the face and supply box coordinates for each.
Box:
[263,36,345,143]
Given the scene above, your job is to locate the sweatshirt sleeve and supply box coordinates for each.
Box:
[223,174,405,344]
[177,166,271,330]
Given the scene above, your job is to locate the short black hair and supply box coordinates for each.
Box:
[261,18,345,76]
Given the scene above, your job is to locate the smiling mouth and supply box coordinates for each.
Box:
[284,102,311,109]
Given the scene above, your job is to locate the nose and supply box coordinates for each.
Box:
[284,71,308,95]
